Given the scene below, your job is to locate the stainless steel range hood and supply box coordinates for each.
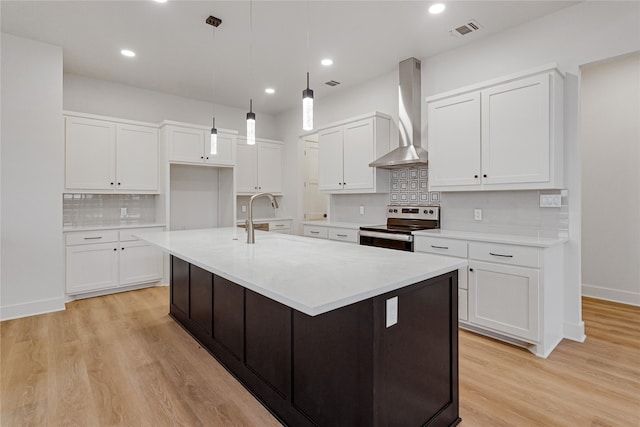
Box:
[369,57,428,169]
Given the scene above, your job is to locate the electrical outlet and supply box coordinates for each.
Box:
[241,205,247,213]
[474,209,482,221]
[386,296,398,328]
[120,207,127,217]
[359,205,365,215]
[540,194,562,208]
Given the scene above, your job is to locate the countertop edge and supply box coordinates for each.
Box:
[413,229,568,248]
[64,223,166,233]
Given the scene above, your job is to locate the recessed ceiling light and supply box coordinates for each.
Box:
[120,49,136,57]
[265,88,275,94]
[321,59,333,66]
[153,0,168,3]
[429,3,446,14]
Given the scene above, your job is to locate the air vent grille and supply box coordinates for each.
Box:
[324,80,340,87]
[450,19,482,38]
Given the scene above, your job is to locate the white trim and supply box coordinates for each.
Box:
[0,297,66,321]
[582,283,640,307]
[64,281,166,302]
[64,110,159,128]
[563,320,587,343]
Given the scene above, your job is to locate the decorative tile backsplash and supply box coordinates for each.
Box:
[389,167,439,206]
[63,194,157,227]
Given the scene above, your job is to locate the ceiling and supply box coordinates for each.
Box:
[1,1,577,116]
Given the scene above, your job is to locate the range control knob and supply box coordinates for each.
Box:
[393,209,398,213]
[429,209,434,214]
[423,209,428,214]
[388,209,393,213]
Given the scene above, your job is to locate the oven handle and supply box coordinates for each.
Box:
[359,230,414,242]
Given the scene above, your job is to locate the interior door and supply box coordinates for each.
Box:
[303,137,327,220]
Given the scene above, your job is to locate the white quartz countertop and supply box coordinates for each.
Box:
[413,229,568,248]
[302,220,380,230]
[135,227,466,316]
[63,223,166,233]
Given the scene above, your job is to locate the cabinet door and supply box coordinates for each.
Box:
[342,119,375,191]
[205,132,235,166]
[468,261,539,342]
[257,142,283,193]
[481,74,550,185]
[318,127,344,191]
[119,241,163,286]
[66,242,119,294]
[65,116,115,190]
[116,124,159,192]
[427,92,481,188]
[168,126,206,163]
[236,142,258,193]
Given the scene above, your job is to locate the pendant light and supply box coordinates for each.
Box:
[246,0,256,145]
[210,117,218,155]
[247,99,256,145]
[206,15,222,155]
[302,0,314,131]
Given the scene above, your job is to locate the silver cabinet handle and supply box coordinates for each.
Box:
[337,234,348,237]
[275,224,285,227]
[310,231,319,234]
[431,245,449,250]
[490,252,513,258]
[84,236,102,240]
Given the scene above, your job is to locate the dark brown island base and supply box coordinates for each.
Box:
[170,255,460,427]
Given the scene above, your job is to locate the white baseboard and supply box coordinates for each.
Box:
[563,320,586,343]
[582,284,640,307]
[0,296,66,321]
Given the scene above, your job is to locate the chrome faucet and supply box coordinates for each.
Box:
[246,192,279,244]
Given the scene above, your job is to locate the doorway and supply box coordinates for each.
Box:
[302,135,328,221]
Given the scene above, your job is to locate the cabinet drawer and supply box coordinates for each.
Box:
[119,227,164,242]
[303,225,328,239]
[415,236,468,258]
[66,230,119,246]
[469,242,539,268]
[269,220,291,233]
[328,228,358,243]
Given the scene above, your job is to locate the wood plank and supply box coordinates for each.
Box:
[1,287,638,426]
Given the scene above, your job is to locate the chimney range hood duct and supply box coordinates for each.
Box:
[369,57,428,169]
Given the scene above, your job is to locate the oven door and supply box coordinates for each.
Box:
[359,230,414,252]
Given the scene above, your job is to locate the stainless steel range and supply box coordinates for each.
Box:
[359,205,440,252]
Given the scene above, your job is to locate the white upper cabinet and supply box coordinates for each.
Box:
[426,65,564,191]
[317,112,391,194]
[163,121,236,167]
[236,137,283,195]
[65,113,159,193]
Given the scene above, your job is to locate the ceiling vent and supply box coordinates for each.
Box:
[324,80,340,87]
[450,19,482,37]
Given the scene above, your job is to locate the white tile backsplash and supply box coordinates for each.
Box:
[63,194,157,227]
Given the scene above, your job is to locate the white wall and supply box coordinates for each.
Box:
[1,33,65,320]
[581,53,640,306]
[64,74,280,140]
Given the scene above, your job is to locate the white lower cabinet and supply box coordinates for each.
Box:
[268,219,292,234]
[303,224,358,243]
[119,241,164,286]
[468,260,539,342]
[415,234,565,358]
[65,227,164,295]
[66,242,119,294]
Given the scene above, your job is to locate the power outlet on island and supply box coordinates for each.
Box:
[386,296,398,328]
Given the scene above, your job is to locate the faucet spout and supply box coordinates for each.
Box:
[247,192,279,244]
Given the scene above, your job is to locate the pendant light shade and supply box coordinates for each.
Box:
[302,72,314,131]
[210,117,218,155]
[247,99,256,145]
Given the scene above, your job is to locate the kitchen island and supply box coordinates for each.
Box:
[137,228,467,427]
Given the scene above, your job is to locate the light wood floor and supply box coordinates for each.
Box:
[2,288,638,426]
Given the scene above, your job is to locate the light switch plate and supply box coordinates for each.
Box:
[474,209,482,221]
[359,205,365,215]
[241,205,247,213]
[120,207,127,217]
[386,296,398,328]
